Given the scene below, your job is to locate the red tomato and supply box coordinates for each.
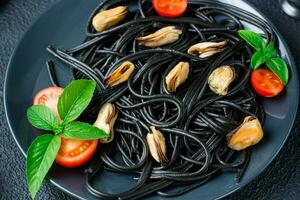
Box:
[251,69,284,97]
[153,0,188,18]
[33,86,64,117]
[33,86,98,168]
[55,137,98,168]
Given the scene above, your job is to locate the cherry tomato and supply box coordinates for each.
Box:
[251,68,284,97]
[153,0,188,18]
[33,86,98,168]
[55,137,98,168]
[33,86,64,117]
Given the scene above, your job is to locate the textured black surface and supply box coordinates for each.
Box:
[0,0,300,200]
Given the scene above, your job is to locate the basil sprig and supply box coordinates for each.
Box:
[26,80,108,199]
[238,30,289,85]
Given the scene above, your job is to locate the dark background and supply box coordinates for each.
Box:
[0,0,300,199]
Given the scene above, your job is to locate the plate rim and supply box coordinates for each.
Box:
[3,0,299,199]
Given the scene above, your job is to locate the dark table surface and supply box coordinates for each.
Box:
[1,0,300,199]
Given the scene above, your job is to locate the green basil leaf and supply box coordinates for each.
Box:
[61,121,108,139]
[27,105,59,131]
[251,51,268,70]
[53,124,64,135]
[58,80,96,124]
[263,42,277,58]
[238,30,266,51]
[266,58,289,85]
[26,134,61,199]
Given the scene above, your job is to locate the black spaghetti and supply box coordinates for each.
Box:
[46,0,271,199]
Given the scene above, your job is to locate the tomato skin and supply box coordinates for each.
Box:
[33,86,64,116]
[153,0,188,18]
[33,86,98,168]
[251,69,284,97]
[55,137,98,168]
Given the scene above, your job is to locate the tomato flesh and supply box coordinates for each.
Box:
[33,86,98,168]
[33,86,64,117]
[153,0,188,18]
[55,137,98,168]
[251,69,284,97]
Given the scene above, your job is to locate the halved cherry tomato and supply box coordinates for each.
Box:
[153,0,188,18]
[251,68,284,97]
[33,86,98,168]
[55,137,98,168]
[33,86,64,117]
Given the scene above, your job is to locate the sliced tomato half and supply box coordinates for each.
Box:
[251,68,284,97]
[55,137,98,168]
[153,0,188,18]
[33,86,64,117]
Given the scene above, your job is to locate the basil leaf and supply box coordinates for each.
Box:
[58,80,96,124]
[238,30,266,51]
[266,58,289,85]
[26,134,61,199]
[53,124,64,135]
[263,42,277,58]
[61,121,108,139]
[27,105,59,131]
[251,51,268,70]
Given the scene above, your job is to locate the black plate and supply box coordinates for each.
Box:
[3,0,299,199]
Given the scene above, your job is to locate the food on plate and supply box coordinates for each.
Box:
[105,61,135,87]
[93,103,118,143]
[32,83,100,168]
[227,116,264,151]
[25,0,291,199]
[136,26,183,47]
[33,86,63,118]
[165,61,189,92]
[153,0,188,18]
[251,68,284,97]
[146,126,168,165]
[55,137,98,168]
[187,40,228,58]
[238,29,289,96]
[26,80,108,198]
[92,6,128,32]
[208,65,236,96]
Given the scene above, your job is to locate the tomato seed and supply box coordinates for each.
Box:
[274,80,280,84]
[79,147,83,152]
[260,83,266,87]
